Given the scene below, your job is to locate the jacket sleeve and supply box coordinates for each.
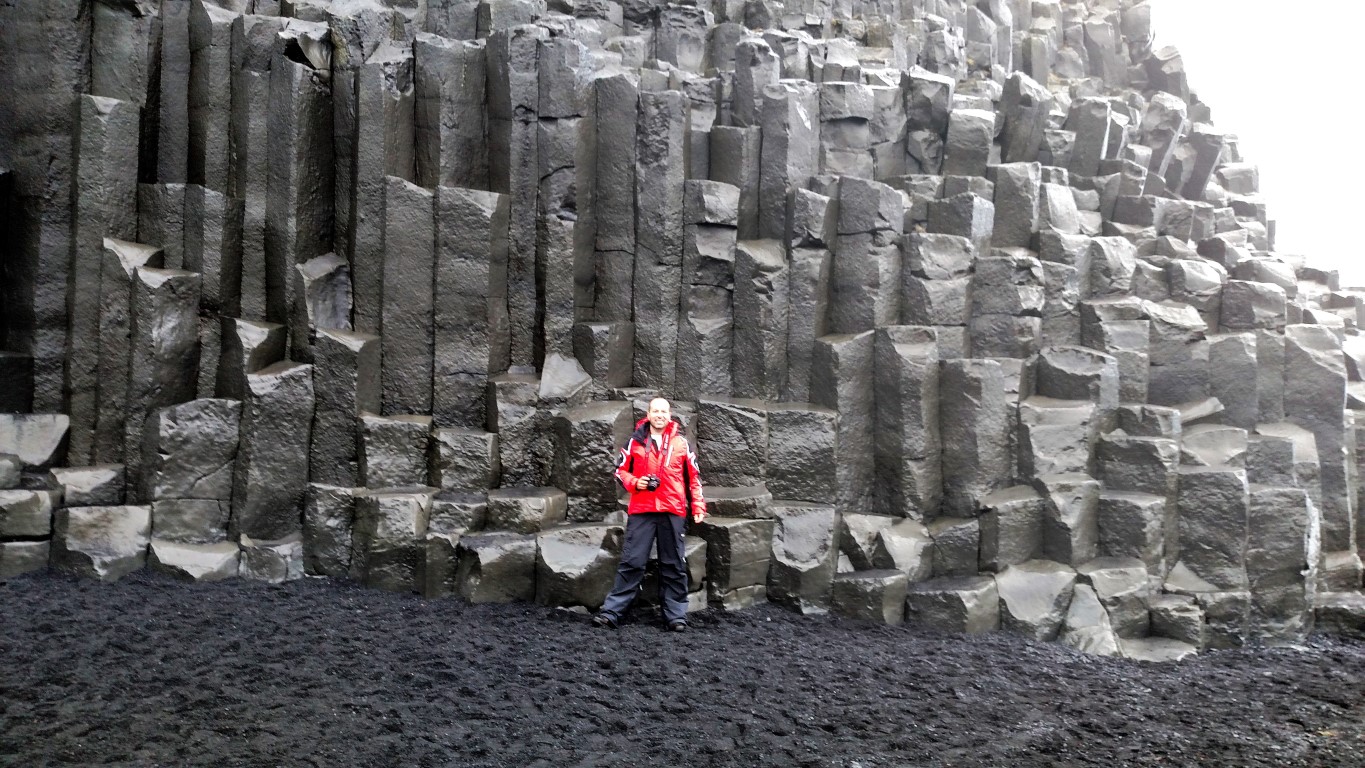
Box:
[683,441,706,518]
[614,442,637,492]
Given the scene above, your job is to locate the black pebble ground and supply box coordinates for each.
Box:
[3,569,1364,767]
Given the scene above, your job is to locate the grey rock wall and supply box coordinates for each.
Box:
[1,0,1362,658]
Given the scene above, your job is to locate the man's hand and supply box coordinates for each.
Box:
[692,508,708,524]
[634,477,650,491]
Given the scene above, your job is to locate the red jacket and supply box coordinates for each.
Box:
[614,418,706,519]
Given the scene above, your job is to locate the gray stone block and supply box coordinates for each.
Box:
[239,532,305,584]
[929,516,979,578]
[487,486,568,534]
[303,484,357,579]
[766,404,838,505]
[52,505,151,583]
[832,570,908,625]
[874,327,941,518]
[0,415,71,472]
[905,576,1000,634]
[142,399,240,502]
[351,487,438,593]
[1032,473,1100,566]
[940,359,1009,517]
[695,516,773,606]
[995,559,1077,642]
[812,332,875,519]
[455,532,538,603]
[697,397,768,488]
[48,465,124,507]
[231,361,314,541]
[535,523,623,609]
[1060,583,1121,657]
[0,541,51,581]
[979,485,1045,572]
[0,489,58,539]
[309,329,381,487]
[732,240,789,399]
[359,412,433,489]
[767,502,837,615]
[149,539,239,582]
[1176,466,1250,591]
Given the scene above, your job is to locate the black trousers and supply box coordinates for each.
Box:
[599,513,689,624]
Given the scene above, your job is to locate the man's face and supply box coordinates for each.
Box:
[648,398,671,431]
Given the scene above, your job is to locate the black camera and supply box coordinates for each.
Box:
[645,474,661,491]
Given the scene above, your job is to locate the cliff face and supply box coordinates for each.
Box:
[0,0,1361,657]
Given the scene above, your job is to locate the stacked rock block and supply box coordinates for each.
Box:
[1,0,1363,655]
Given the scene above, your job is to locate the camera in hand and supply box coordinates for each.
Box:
[645,474,661,491]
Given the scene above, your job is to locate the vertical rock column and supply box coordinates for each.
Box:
[184,185,245,398]
[536,33,587,362]
[874,326,942,519]
[310,328,380,488]
[940,359,1009,517]
[785,189,833,402]
[230,15,282,322]
[633,89,687,391]
[758,80,818,241]
[414,34,488,190]
[188,0,236,192]
[588,71,638,325]
[93,240,164,465]
[677,180,738,400]
[732,240,789,401]
[327,3,399,332]
[433,186,511,428]
[381,177,436,415]
[124,268,203,496]
[812,331,874,519]
[267,27,336,340]
[232,361,315,540]
[158,0,193,183]
[1284,324,1354,553]
[68,95,140,466]
[831,177,902,334]
[487,24,546,368]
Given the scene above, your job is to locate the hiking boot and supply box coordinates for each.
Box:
[667,620,687,632]
[592,613,618,629]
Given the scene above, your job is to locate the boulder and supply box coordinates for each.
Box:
[359,412,433,488]
[995,559,1077,641]
[1060,584,1120,657]
[303,484,357,579]
[48,465,124,507]
[350,487,439,592]
[905,576,1000,634]
[768,502,838,614]
[535,524,624,609]
[695,516,773,610]
[239,533,305,584]
[454,532,538,603]
[52,505,151,582]
[1076,557,1151,638]
[0,541,51,580]
[487,487,568,534]
[0,489,59,538]
[0,414,71,470]
[149,539,239,581]
[832,570,909,625]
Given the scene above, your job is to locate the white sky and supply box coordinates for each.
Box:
[1150,0,1365,286]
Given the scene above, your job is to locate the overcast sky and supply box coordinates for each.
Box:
[1149,0,1365,286]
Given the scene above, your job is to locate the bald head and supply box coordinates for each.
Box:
[647,398,672,434]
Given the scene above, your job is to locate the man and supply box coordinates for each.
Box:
[593,397,707,631]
